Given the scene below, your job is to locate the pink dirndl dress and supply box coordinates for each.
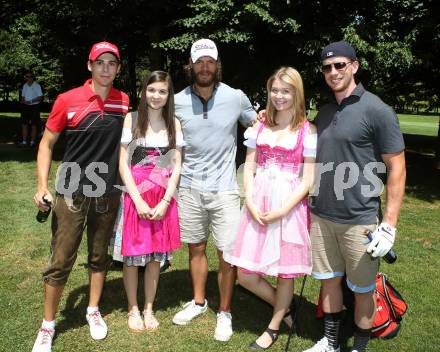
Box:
[223,121,315,278]
[120,134,182,262]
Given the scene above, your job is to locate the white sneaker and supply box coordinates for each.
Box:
[86,310,108,340]
[32,327,54,352]
[214,311,233,342]
[303,337,340,352]
[172,299,208,325]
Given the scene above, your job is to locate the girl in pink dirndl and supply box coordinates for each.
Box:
[223,67,317,349]
[119,71,183,332]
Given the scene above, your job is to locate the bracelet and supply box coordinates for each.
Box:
[162,197,170,204]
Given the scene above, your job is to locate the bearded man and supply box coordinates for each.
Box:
[172,39,257,342]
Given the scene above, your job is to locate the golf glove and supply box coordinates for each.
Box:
[367,222,396,258]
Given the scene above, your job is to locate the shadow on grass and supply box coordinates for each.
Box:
[56,269,245,335]
[405,149,440,202]
[0,114,64,162]
[0,139,39,162]
[0,114,22,143]
[54,266,358,351]
[0,139,65,162]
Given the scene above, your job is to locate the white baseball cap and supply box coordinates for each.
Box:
[190,39,218,63]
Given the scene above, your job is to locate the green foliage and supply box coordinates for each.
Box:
[244,1,300,34]
[0,0,438,110]
[0,12,62,101]
[156,0,438,110]
[158,0,301,51]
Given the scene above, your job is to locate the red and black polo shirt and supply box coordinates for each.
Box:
[46,79,129,196]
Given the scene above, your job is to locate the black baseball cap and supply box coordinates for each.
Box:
[321,41,357,61]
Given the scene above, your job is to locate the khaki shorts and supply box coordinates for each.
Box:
[310,213,378,293]
[178,188,240,251]
[43,193,120,287]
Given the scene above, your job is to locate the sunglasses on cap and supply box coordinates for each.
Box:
[321,61,352,74]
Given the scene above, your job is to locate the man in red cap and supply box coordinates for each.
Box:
[32,41,129,352]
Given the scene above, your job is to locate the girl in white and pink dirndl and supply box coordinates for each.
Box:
[224,120,314,278]
[117,71,183,332]
[223,67,317,350]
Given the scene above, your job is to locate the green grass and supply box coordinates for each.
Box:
[306,111,439,137]
[397,114,439,136]
[0,142,439,352]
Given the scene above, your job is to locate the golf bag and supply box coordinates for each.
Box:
[316,272,407,339]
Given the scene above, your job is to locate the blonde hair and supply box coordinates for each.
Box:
[265,66,306,130]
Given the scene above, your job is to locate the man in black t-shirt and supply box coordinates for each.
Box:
[304,41,406,352]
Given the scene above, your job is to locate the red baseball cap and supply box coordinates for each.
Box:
[89,41,121,61]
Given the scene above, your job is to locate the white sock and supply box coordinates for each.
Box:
[41,319,55,330]
[87,306,99,315]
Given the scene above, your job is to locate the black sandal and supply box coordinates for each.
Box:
[249,328,279,350]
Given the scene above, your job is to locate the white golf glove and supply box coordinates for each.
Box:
[367,222,396,258]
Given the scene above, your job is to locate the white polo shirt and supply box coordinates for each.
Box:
[22,81,43,105]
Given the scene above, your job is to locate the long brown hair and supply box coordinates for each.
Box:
[265,67,306,130]
[134,71,176,149]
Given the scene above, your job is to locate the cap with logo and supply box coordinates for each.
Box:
[89,41,121,62]
[190,39,218,63]
[321,40,356,61]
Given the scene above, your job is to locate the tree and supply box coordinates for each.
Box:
[0,13,63,102]
[157,0,424,105]
[158,1,319,96]
[1,0,438,122]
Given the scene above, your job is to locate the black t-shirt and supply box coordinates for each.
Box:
[310,83,405,224]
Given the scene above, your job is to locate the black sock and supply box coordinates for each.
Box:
[323,312,341,349]
[352,325,371,352]
[195,301,205,307]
